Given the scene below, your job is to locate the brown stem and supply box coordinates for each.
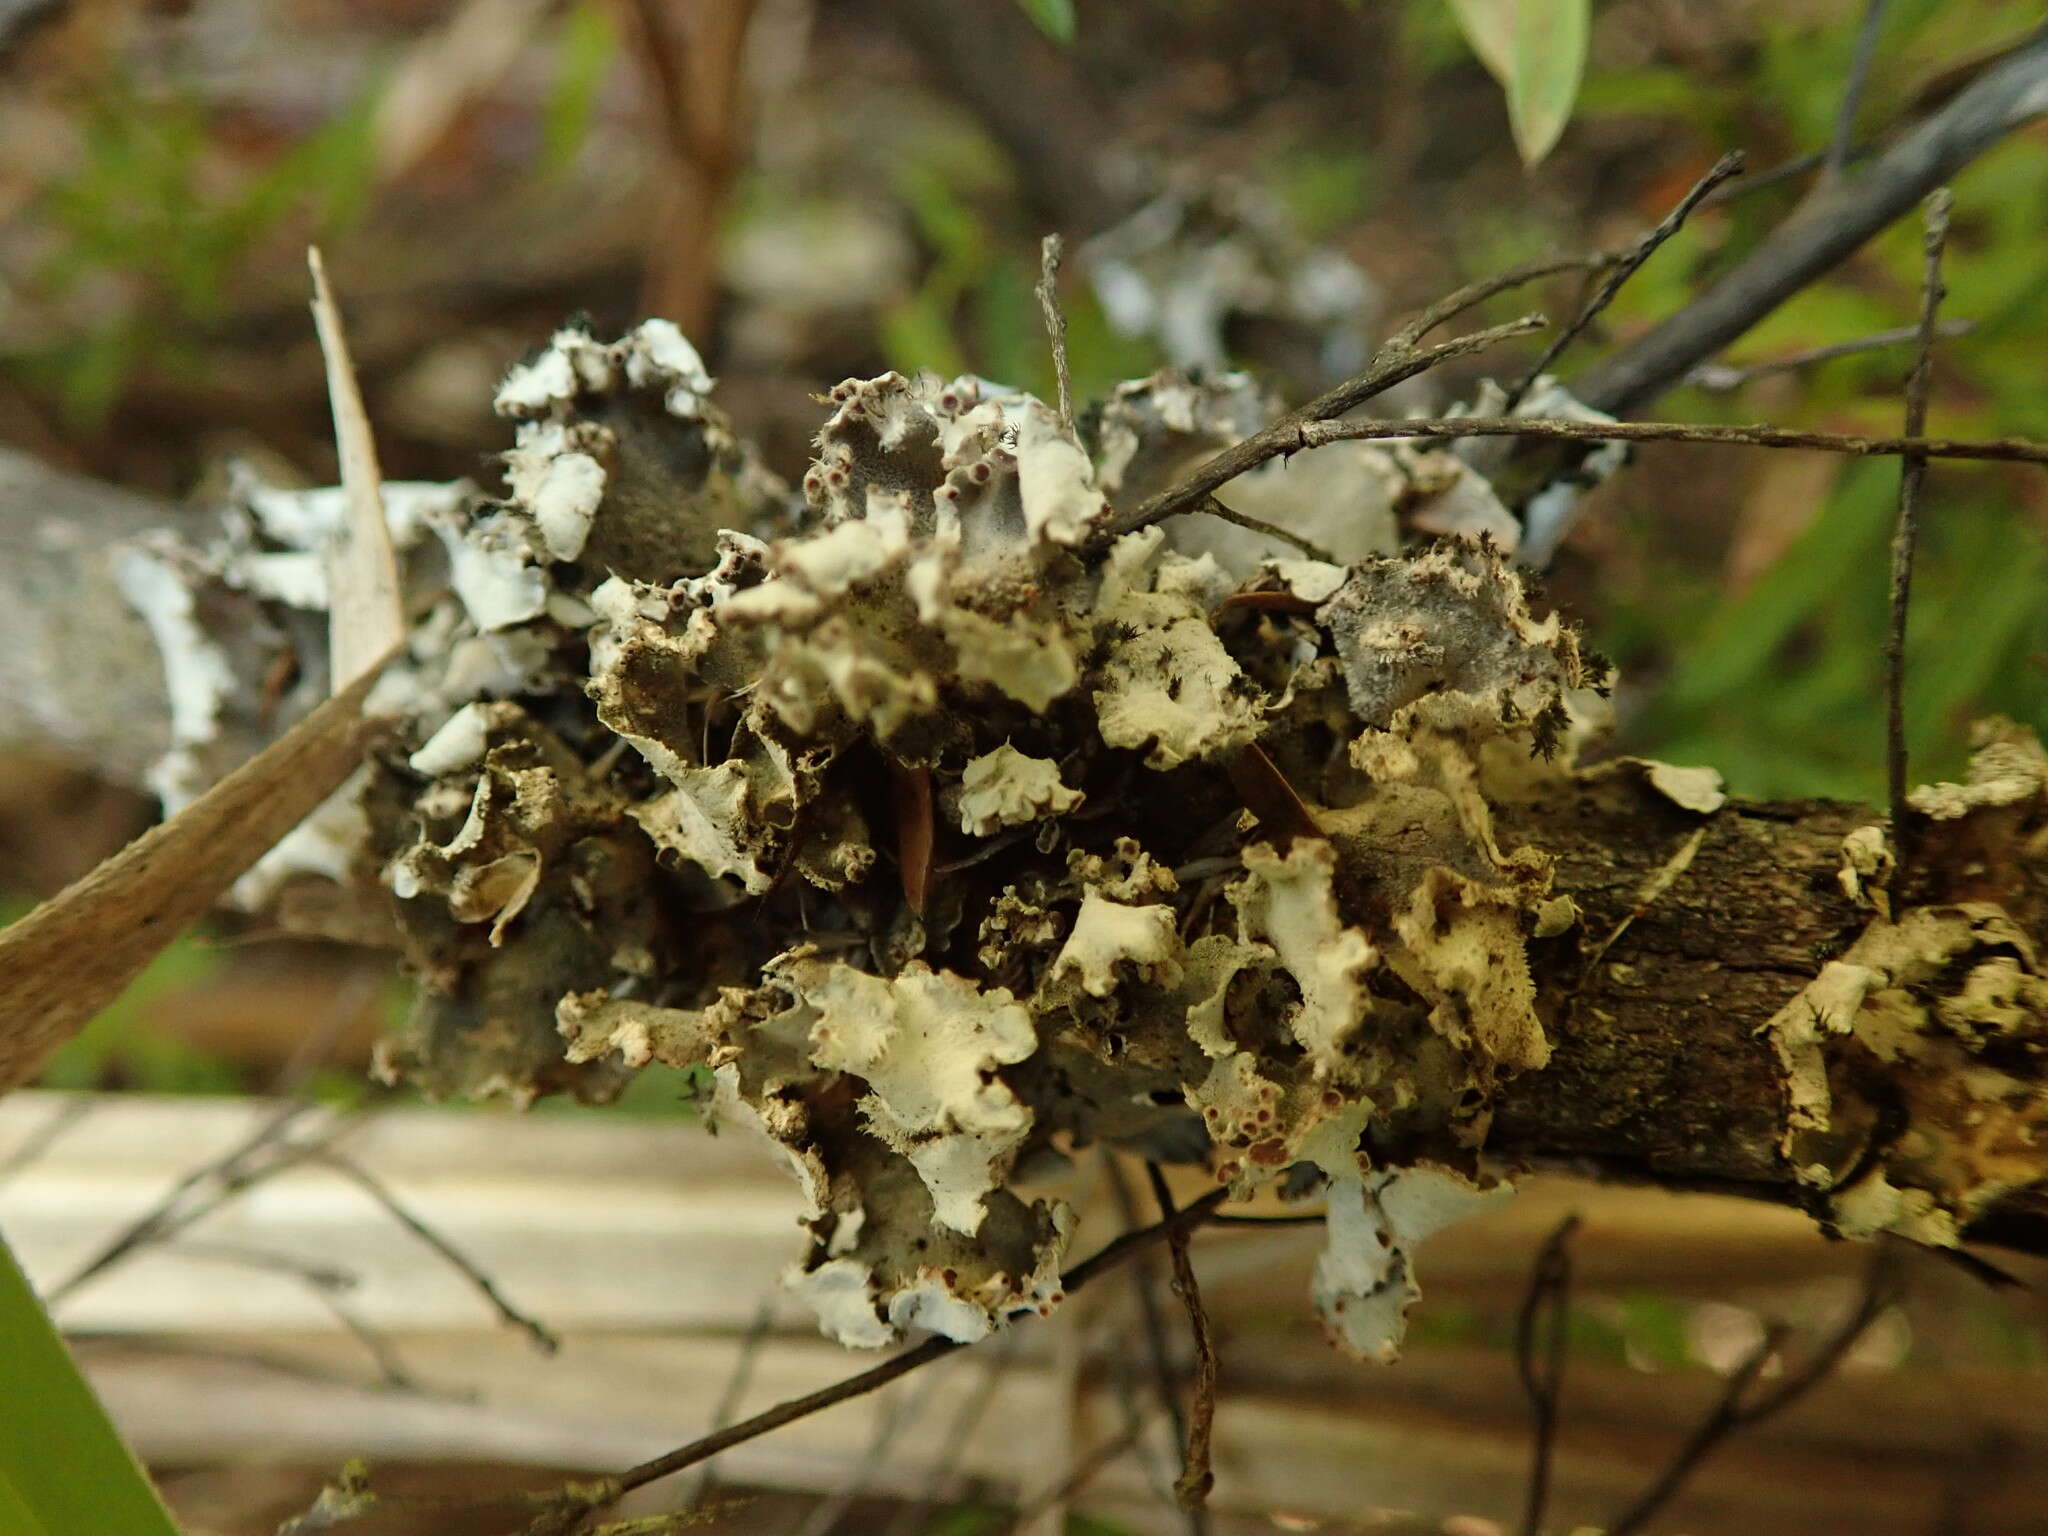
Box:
[1885,188,1953,866]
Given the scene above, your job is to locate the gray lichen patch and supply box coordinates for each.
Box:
[123,322,1788,1356]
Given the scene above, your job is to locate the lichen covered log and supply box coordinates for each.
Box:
[82,322,2048,1356]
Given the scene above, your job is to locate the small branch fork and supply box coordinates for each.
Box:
[1097,313,1547,542]
[1886,187,1954,866]
[1501,152,1747,411]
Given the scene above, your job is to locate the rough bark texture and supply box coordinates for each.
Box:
[1495,789,1868,1186]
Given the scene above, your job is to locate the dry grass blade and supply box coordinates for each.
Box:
[308,248,405,690]
[0,654,394,1094]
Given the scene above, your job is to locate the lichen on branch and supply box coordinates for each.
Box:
[100,320,2048,1356]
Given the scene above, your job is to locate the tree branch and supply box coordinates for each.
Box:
[1573,25,2048,415]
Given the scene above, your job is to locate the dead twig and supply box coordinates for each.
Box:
[1685,318,1972,392]
[623,0,758,335]
[1037,233,1074,433]
[1820,1,1892,192]
[1100,314,1547,541]
[1146,1165,1218,1516]
[314,1149,559,1355]
[1290,413,2048,466]
[1604,1248,1906,1536]
[1191,495,1336,564]
[516,1189,1231,1535]
[1575,27,2048,415]
[882,1329,1021,1536]
[679,1294,777,1507]
[1886,187,1954,868]
[1501,152,1747,410]
[0,1094,95,1189]
[1103,1154,1196,1534]
[1515,1215,1580,1536]
[1005,1412,1162,1534]
[0,655,395,1093]
[48,1100,343,1303]
[1396,255,1614,348]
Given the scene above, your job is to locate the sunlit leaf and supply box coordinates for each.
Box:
[1015,0,1076,45]
[1446,0,1590,164]
[1445,0,1514,80]
[1507,0,1590,163]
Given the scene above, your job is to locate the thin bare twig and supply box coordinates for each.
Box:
[1515,1215,1580,1536]
[679,1294,778,1507]
[1146,1165,1217,1515]
[791,1345,952,1536]
[515,1188,1233,1535]
[1006,1412,1162,1534]
[315,1149,559,1355]
[882,1329,1021,1536]
[1822,1,1892,190]
[48,1099,336,1302]
[1887,187,1954,863]
[1604,1248,1905,1536]
[1037,233,1074,433]
[1104,1155,1196,1533]
[1291,413,2048,466]
[1501,152,1747,411]
[1205,1210,1327,1227]
[1100,314,1547,541]
[1191,494,1337,563]
[1395,253,1615,347]
[0,1094,95,1189]
[1685,318,1972,391]
[1575,26,2048,415]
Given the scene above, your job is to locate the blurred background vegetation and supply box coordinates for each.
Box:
[0,3,2044,1531]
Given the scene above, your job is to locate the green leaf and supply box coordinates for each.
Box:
[1446,0,1515,80]
[541,0,619,174]
[1508,0,1590,163]
[0,1234,180,1535]
[1446,0,1590,164]
[1015,0,1076,45]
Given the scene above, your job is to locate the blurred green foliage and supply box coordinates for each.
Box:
[1014,0,1079,46]
[540,0,620,177]
[10,74,380,429]
[1571,0,2048,798]
[878,138,1159,401]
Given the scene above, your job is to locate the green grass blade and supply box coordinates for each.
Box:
[0,1233,180,1535]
